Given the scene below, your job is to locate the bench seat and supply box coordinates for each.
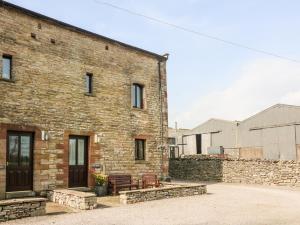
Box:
[108,174,139,195]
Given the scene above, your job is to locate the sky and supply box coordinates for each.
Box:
[6,0,300,129]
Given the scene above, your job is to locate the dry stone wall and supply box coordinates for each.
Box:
[0,198,46,222]
[47,189,97,210]
[119,183,207,204]
[170,155,300,187]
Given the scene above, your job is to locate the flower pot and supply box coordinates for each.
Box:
[95,184,107,197]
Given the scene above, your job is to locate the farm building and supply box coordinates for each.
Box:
[170,104,300,161]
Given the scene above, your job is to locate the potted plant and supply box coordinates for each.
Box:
[93,173,108,197]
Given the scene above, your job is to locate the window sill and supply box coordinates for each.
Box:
[84,93,96,97]
[0,78,15,83]
[132,107,147,112]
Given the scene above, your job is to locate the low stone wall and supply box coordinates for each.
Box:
[47,189,97,210]
[119,183,207,204]
[0,198,46,222]
[169,155,224,181]
[170,155,300,187]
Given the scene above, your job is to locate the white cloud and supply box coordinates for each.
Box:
[176,58,300,128]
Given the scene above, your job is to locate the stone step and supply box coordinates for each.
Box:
[68,187,92,192]
[6,191,36,199]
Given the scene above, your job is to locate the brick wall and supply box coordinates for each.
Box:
[170,155,300,187]
[0,3,168,198]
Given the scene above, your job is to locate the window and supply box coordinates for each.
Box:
[132,84,143,108]
[135,139,145,160]
[86,73,93,94]
[2,55,12,80]
[168,138,176,145]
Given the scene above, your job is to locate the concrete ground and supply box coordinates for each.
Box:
[6,183,300,225]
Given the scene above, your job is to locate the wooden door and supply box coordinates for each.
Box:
[6,132,33,192]
[69,136,88,188]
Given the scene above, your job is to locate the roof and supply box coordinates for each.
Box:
[241,104,300,123]
[192,118,238,130]
[1,1,168,61]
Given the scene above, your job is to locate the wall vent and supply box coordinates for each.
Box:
[31,33,37,39]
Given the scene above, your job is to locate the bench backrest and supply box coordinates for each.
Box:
[108,174,132,185]
[142,173,157,183]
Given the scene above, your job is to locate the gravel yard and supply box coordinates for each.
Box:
[6,183,300,225]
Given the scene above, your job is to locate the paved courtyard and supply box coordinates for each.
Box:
[6,183,300,225]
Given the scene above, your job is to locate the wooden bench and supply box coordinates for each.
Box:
[142,173,160,189]
[108,174,139,195]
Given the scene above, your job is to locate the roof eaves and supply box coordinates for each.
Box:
[2,1,168,61]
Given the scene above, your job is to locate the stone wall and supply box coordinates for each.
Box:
[119,183,207,204]
[0,198,46,222]
[0,2,168,198]
[47,189,97,210]
[169,156,224,181]
[170,155,300,187]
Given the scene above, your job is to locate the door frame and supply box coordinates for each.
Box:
[6,131,34,192]
[68,135,89,188]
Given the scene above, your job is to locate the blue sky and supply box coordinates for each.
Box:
[6,0,300,128]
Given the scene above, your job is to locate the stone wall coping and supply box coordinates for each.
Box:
[0,198,47,206]
[172,156,300,164]
[51,189,96,198]
[119,183,207,194]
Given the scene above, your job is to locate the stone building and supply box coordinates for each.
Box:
[0,2,168,199]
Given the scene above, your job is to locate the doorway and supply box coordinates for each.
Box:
[68,136,88,188]
[6,132,33,192]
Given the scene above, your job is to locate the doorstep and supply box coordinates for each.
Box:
[6,191,35,199]
[68,187,92,192]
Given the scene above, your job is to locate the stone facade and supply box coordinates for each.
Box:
[119,183,207,204]
[170,155,300,187]
[47,189,97,210]
[0,2,168,199]
[0,198,46,222]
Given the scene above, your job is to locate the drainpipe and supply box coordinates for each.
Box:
[158,60,164,180]
[294,125,298,161]
[158,61,163,146]
[158,54,169,180]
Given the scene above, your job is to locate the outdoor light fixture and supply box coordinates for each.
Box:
[41,131,49,141]
[94,133,102,143]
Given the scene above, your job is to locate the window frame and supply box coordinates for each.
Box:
[85,73,93,94]
[2,54,12,80]
[168,137,176,145]
[135,139,145,161]
[132,83,144,109]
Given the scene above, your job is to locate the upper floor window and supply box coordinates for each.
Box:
[2,55,12,80]
[86,73,93,94]
[135,139,145,160]
[168,138,176,145]
[132,84,143,109]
